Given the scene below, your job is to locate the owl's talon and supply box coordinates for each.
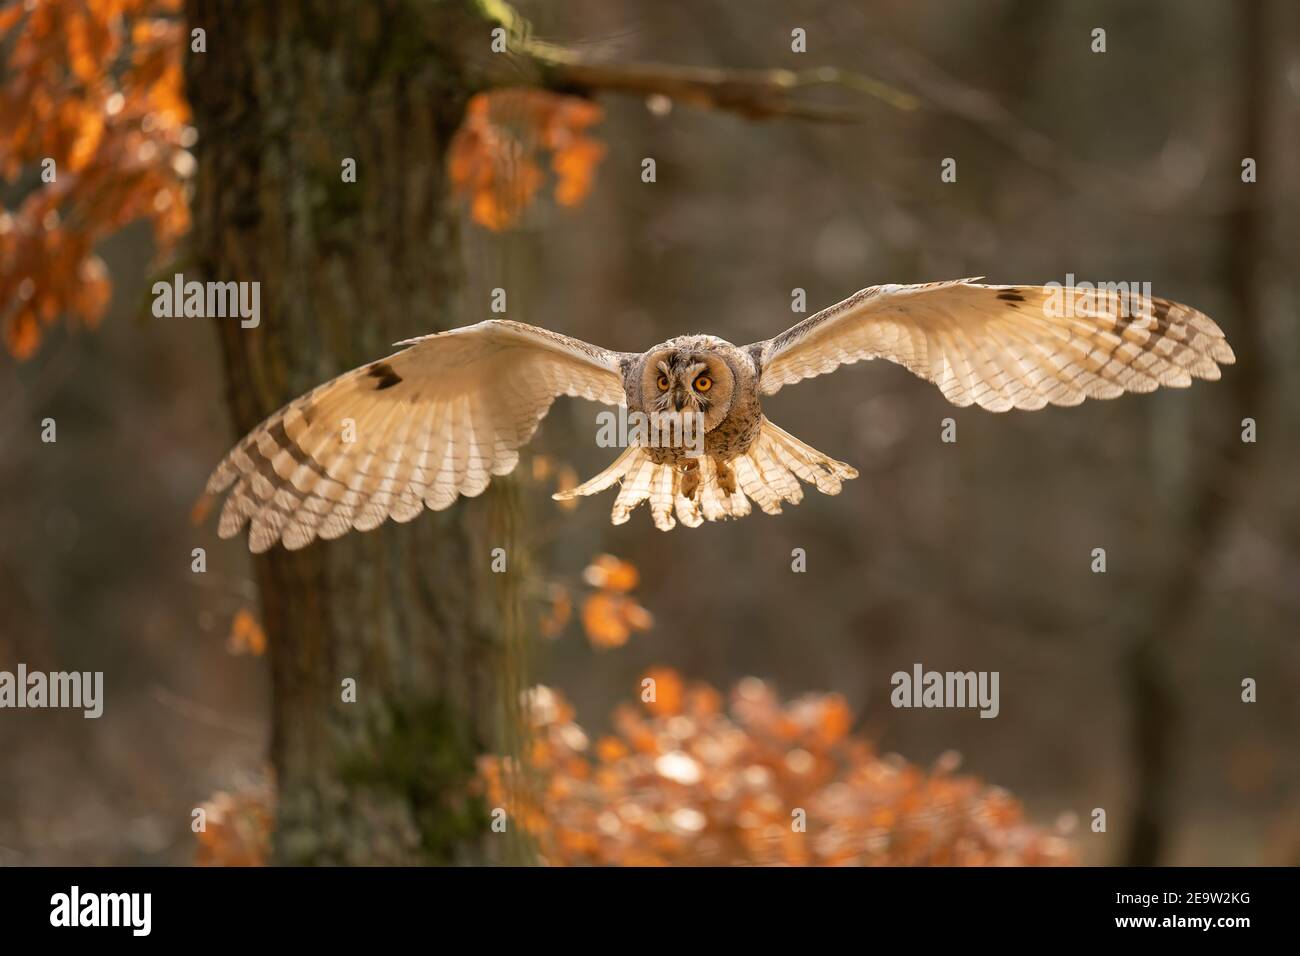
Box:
[678,458,702,500]
[716,460,737,497]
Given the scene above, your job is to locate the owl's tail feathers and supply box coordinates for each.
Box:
[754,418,858,496]
[552,445,687,531]
[552,418,858,531]
[553,445,642,502]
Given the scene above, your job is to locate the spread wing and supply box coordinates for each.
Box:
[749,279,1235,410]
[206,319,628,553]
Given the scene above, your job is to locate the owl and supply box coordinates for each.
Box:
[207,279,1234,551]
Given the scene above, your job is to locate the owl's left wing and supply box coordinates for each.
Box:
[207,319,628,553]
[749,279,1235,411]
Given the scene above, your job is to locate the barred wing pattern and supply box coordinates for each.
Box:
[751,279,1235,411]
[207,320,627,553]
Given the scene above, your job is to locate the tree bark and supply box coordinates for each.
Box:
[184,0,519,864]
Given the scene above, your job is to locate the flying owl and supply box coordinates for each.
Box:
[206,279,1234,551]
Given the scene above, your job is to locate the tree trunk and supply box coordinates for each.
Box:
[184,0,521,864]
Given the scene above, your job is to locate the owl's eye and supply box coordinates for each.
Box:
[694,374,713,393]
[656,374,670,391]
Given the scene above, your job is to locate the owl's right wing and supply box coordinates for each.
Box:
[749,278,1234,410]
[206,319,629,553]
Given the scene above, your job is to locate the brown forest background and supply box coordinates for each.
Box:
[1,0,1298,865]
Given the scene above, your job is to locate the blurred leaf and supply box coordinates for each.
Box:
[227,608,266,657]
[4,307,39,359]
[580,592,630,648]
[449,89,605,231]
[583,553,639,592]
[643,666,683,716]
[195,777,273,867]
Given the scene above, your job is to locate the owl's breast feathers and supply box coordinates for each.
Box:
[704,344,763,459]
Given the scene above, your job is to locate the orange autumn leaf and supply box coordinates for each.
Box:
[541,95,604,142]
[4,308,40,359]
[806,694,853,745]
[580,592,653,649]
[0,4,26,35]
[685,682,723,717]
[642,666,684,716]
[582,554,640,592]
[468,158,544,231]
[449,89,605,231]
[227,608,267,657]
[553,137,606,207]
[580,592,630,648]
[595,736,628,762]
[66,107,105,172]
[195,776,274,867]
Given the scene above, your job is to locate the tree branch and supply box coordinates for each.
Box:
[530,50,919,122]
[469,0,917,121]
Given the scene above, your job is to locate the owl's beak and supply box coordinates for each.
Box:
[672,389,688,412]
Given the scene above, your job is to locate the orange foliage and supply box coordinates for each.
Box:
[580,592,650,648]
[194,777,273,867]
[0,0,192,358]
[226,608,267,657]
[480,673,1078,866]
[535,551,654,648]
[578,554,653,648]
[582,553,640,592]
[449,89,605,231]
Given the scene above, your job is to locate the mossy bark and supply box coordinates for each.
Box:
[184,0,518,864]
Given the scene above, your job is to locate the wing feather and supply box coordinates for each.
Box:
[750,279,1234,410]
[208,319,628,552]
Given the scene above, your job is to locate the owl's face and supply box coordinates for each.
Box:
[641,345,736,432]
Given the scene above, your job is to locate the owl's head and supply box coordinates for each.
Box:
[641,343,736,432]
